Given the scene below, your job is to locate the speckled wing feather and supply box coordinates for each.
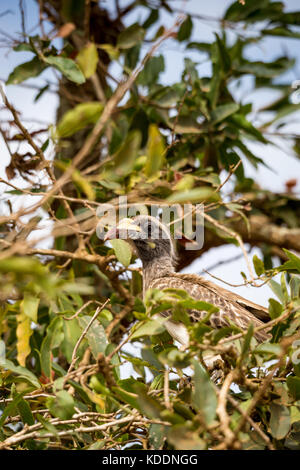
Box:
[148,273,270,342]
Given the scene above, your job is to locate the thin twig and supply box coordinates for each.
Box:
[66,299,109,377]
[164,367,171,411]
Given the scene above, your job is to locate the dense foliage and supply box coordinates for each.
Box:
[0,0,300,450]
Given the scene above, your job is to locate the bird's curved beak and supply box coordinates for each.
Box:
[104,218,141,241]
[104,226,118,241]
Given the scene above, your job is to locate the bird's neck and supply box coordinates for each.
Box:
[142,256,175,294]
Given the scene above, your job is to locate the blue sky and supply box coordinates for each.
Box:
[0,0,300,307]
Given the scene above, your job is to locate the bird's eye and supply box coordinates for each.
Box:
[147,223,153,235]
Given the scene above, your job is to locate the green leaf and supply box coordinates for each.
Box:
[269,279,285,303]
[117,24,145,49]
[131,318,166,340]
[169,115,203,134]
[177,15,193,42]
[133,383,163,419]
[276,11,300,26]
[268,298,283,320]
[167,187,220,203]
[138,55,164,87]
[40,317,63,378]
[56,102,103,138]
[262,27,300,39]
[255,343,281,356]
[269,404,290,440]
[192,360,217,425]
[266,104,300,126]
[159,349,190,369]
[45,56,85,84]
[215,34,231,72]
[34,84,50,102]
[149,423,165,449]
[234,140,265,168]
[78,315,107,360]
[236,58,295,79]
[36,414,59,436]
[240,323,254,364]
[280,250,300,274]
[0,359,40,388]
[47,390,75,420]
[61,318,82,363]
[210,103,240,124]
[287,376,300,400]
[0,340,5,362]
[150,86,181,107]
[0,256,47,275]
[76,42,98,78]
[14,42,35,52]
[0,393,25,427]
[18,398,35,425]
[149,374,164,390]
[208,68,221,109]
[6,57,46,85]
[178,299,219,314]
[145,124,165,178]
[224,1,269,21]
[229,114,267,143]
[113,386,140,410]
[167,424,206,450]
[280,272,289,302]
[142,9,159,29]
[253,255,265,276]
[113,130,142,176]
[110,239,132,268]
[290,276,300,300]
[187,41,211,53]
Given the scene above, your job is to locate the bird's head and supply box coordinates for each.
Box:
[104,215,176,266]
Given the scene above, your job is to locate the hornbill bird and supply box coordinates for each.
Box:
[105,215,270,349]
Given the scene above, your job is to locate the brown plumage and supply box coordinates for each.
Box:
[105,215,270,347]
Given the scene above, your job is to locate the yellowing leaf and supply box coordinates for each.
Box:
[86,388,106,409]
[145,124,165,178]
[21,293,39,323]
[56,102,103,138]
[77,42,98,78]
[174,174,195,191]
[98,44,120,60]
[72,169,96,201]
[16,312,32,367]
